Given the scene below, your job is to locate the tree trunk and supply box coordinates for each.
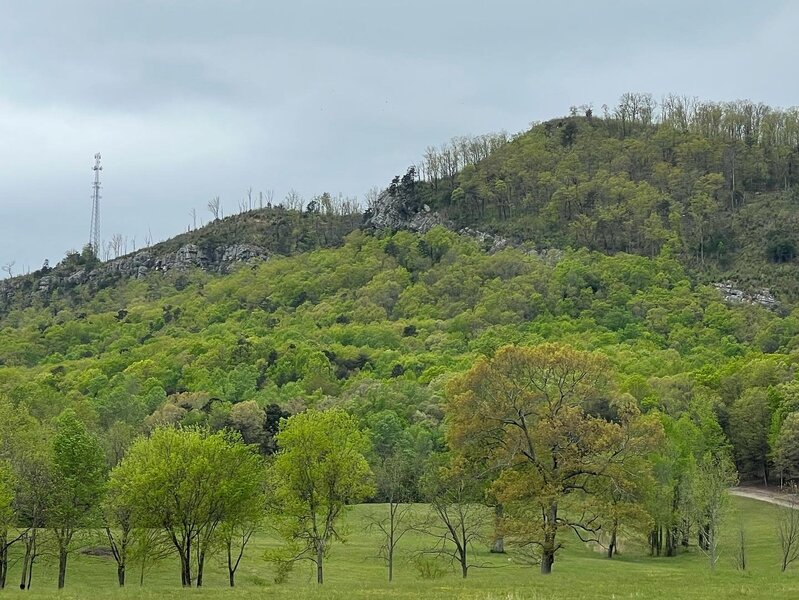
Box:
[316,545,324,584]
[491,504,505,554]
[227,544,235,587]
[20,532,34,590]
[540,503,558,574]
[388,545,393,583]
[196,549,206,588]
[607,525,617,558]
[541,549,555,575]
[26,532,35,590]
[179,549,191,587]
[0,540,6,589]
[19,546,29,590]
[117,563,125,587]
[57,548,67,589]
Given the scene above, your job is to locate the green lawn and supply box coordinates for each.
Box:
[7,496,799,599]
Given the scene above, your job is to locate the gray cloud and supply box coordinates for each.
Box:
[0,0,796,271]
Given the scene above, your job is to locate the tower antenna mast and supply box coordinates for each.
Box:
[89,153,102,254]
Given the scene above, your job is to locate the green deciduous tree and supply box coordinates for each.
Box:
[49,409,106,589]
[446,344,660,574]
[108,427,264,587]
[0,461,16,589]
[269,408,374,584]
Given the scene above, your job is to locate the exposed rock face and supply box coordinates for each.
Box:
[366,189,564,263]
[220,243,268,263]
[174,243,208,268]
[459,227,510,253]
[713,281,778,309]
[365,190,452,233]
[11,242,270,305]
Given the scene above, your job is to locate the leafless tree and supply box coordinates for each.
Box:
[364,187,381,211]
[110,233,125,259]
[208,196,221,221]
[367,453,415,582]
[1,261,14,278]
[284,189,304,212]
[414,461,491,579]
[779,487,799,572]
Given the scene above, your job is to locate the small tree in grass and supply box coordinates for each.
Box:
[103,483,134,586]
[778,486,799,572]
[414,455,490,579]
[0,461,17,589]
[692,451,738,573]
[269,408,374,584]
[368,450,415,582]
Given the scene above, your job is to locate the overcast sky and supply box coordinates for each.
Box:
[1,0,797,272]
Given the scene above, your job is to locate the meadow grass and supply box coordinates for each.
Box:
[6,496,799,599]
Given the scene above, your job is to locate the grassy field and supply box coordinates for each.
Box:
[6,496,799,599]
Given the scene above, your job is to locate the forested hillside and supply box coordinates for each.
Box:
[2,229,799,484]
[409,94,799,298]
[4,96,799,591]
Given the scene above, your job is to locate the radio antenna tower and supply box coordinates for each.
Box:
[89,153,102,254]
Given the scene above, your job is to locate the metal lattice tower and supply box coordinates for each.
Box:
[89,153,102,254]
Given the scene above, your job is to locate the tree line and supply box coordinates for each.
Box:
[0,341,776,589]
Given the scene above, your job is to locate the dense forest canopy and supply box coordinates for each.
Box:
[3,95,799,588]
[410,94,799,298]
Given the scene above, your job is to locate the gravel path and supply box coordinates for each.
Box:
[729,486,798,509]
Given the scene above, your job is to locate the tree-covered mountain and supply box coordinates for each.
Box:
[4,96,799,588]
[402,94,799,300]
[2,226,798,484]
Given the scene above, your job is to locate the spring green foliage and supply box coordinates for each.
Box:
[0,228,798,485]
[4,97,799,590]
[108,427,264,587]
[415,96,799,297]
[49,409,105,588]
[269,408,374,584]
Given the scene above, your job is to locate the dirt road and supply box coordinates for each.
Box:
[730,486,797,509]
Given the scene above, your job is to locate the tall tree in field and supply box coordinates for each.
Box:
[369,449,415,582]
[691,451,738,572]
[218,476,266,588]
[415,454,490,578]
[108,427,264,587]
[49,410,106,589]
[446,344,660,574]
[270,408,374,584]
[0,461,16,589]
[103,481,134,587]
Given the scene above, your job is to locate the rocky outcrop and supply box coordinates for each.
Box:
[459,227,510,253]
[713,281,778,309]
[220,243,268,264]
[366,189,564,263]
[365,190,452,233]
[12,243,270,303]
